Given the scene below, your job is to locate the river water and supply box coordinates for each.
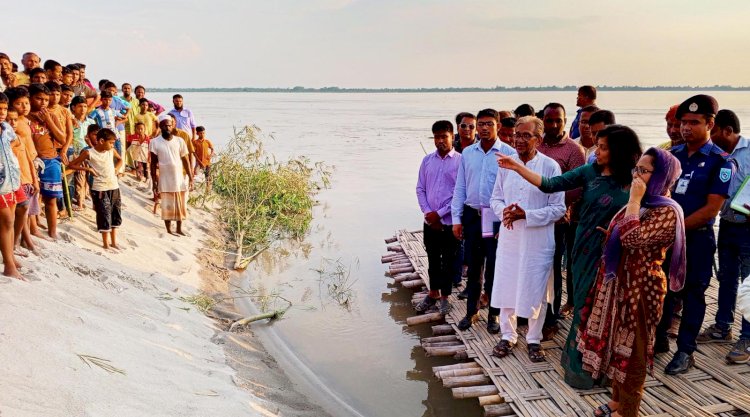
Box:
[149,91,750,417]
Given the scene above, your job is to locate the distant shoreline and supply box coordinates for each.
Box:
[150,86,750,93]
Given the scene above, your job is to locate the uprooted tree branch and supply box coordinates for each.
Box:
[209,126,332,270]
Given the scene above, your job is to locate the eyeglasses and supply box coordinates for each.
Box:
[477,121,495,128]
[459,123,475,129]
[513,132,538,141]
[631,167,653,175]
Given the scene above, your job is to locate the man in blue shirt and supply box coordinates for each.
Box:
[655,95,735,375]
[569,85,596,140]
[696,109,750,364]
[451,109,516,333]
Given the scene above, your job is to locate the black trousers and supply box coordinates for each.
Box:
[462,206,500,318]
[423,223,460,297]
[545,222,570,326]
[655,228,716,354]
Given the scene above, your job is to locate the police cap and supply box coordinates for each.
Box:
[676,94,718,120]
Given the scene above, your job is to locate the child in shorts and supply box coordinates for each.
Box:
[127,122,150,182]
[68,128,122,249]
[6,107,38,255]
[0,93,25,279]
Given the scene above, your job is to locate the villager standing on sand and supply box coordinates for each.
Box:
[499,124,642,389]
[489,116,565,362]
[578,147,685,417]
[415,120,462,315]
[150,116,192,236]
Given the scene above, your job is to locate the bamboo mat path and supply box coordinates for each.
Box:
[382,229,750,417]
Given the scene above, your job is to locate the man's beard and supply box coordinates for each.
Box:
[161,130,171,139]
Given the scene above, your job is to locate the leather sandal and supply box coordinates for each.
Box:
[491,339,515,358]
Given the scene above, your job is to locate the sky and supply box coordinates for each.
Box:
[4,0,750,88]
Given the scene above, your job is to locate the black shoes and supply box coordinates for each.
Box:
[487,315,500,334]
[665,351,694,375]
[457,314,479,330]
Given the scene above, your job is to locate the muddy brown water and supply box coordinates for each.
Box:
[149,91,750,417]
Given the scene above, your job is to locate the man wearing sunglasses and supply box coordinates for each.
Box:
[453,112,477,153]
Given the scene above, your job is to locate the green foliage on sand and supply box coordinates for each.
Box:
[209,126,331,269]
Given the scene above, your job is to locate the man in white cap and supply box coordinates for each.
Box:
[149,114,193,235]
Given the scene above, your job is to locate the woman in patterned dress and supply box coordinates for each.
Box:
[499,124,643,389]
[577,147,686,417]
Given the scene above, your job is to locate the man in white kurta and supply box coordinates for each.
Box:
[489,117,565,360]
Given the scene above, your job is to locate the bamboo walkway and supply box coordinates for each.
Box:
[382,229,750,417]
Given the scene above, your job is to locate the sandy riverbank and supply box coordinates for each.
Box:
[0,177,331,417]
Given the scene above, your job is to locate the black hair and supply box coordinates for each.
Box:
[514,104,535,118]
[196,126,205,132]
[138,98,149,105]
[66,64,79,71]
[122,83,131,88]
[97,128,117,142]
[581,105,600,114]
[75,63,86,69]
[432,120,454,135]
[578,85,597,100]
[28,83,50,97]
[135,121,145,127]
[61,67,72,76]
[11,62,17,72]
[476,108,499,122]
[500,117,516,128]
[87,124,100,135]
[135,85,145,91]
[0,92,8,104]
[173,94,183,99]
[44,81,61,92]
[100,90,112,99]
[29,68,45,78]
[103,81,117,90]
[60,84,73,93]
[715,109,741,134]
[5,87,29,105]
[595,124,642,186]
[542,102,566,117]
[589,109,616,126]
[70,96,87,107]
[0,53,9,61]
[98,79,109,89]
[43,59,61,71]
[455,112,475,126]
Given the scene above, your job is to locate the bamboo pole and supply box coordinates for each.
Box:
[422,335,459,343]
[452,385,499,399]
[389,266,415,275]
[432,362,480,376]
[483,404,514,417]
[437,367,484,380]
[394,273,419,283]
[406,312,443,326]
[453,350,469,360]
[424,345,466,357]
[442,374,491,388]
[478,395,503,406]
[422,341,464,348]
[384,237,398,244]
[402,279,425,289]
[386,245,404,252]
[431,324,454,335]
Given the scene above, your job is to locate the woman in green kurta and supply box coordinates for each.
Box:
[498,124,642,389]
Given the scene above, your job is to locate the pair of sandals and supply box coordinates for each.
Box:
[491,340,546,362]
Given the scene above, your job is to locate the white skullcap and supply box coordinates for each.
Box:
[158,113,172,123]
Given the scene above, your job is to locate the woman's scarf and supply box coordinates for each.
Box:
[602,147,687,291]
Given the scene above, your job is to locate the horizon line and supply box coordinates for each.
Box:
[148,85,750,93]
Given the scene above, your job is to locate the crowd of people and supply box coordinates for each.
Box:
[0,51,215,276]
[415,86,750,417]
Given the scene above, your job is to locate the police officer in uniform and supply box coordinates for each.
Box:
[654,94,736,375]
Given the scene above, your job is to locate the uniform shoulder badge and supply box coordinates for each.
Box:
[720,167,732,183]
